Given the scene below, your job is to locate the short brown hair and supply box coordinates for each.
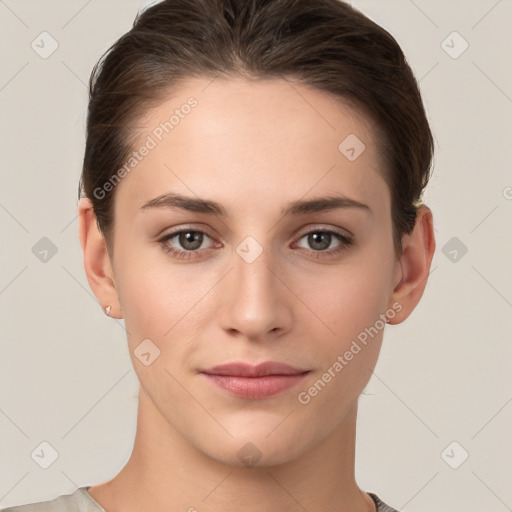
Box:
[78,0,434,256]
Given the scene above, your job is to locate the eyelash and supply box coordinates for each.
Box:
[158,226,354,261]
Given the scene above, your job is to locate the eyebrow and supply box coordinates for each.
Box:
[139,191,372,217]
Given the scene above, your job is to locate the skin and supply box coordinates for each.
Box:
[78,76,435,512]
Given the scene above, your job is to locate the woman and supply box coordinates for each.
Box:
[2,0,435,510]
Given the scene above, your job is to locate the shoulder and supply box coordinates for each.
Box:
[0,488,104,512]
[368,492,401,512]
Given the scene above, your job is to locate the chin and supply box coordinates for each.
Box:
[195,427,311,469]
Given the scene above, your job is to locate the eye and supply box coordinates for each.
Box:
[158,227,218,260]
[293,227,353,258]
[158,226,354,261]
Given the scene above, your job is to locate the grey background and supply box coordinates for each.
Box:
[1,0,511,510]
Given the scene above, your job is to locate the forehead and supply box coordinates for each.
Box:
[115,76,389,219]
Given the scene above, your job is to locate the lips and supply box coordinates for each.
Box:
[200,361,310,399]
[201,361,309,377]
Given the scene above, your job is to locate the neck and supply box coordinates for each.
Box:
[88,388,375,512]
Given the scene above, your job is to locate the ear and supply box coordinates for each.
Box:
[78,197,122,319]
[387,205,436,324]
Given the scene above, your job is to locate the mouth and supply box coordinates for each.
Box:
[200,361,310,400]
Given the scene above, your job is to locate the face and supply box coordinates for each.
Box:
[107,77,402,466]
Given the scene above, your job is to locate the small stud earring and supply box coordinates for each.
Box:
[104,305,111,316]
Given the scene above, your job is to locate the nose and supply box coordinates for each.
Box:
[217,243,293,341]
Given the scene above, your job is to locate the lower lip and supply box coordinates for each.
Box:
[202,373,309,399]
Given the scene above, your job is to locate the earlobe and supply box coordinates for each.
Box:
[387,205,436,325]
[78,197,122,319]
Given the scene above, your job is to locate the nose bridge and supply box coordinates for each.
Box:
[233,236,277,309]
[235,239,275,296]
[218,236,291,338]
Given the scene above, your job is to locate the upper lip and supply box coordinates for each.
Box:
[200,361,309,377]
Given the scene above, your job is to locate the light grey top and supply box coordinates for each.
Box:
[1,487,400,512]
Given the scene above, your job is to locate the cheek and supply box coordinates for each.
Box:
[299,259,391,344]
[294,263,390,412]
[113,247,216,363]
[113,246,183,339]
[113,258,196,393]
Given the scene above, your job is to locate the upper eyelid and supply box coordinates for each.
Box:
[161,225,216,241]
